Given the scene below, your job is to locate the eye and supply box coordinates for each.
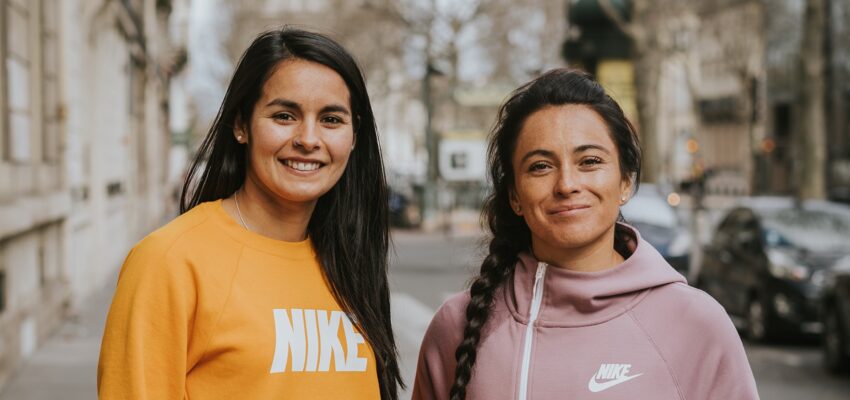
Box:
[321,115,344,125]
[528,162,551,173]
[272,112,295,122]
[580,156,603,167]
[322,115,342,124]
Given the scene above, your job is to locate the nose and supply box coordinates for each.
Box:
[293,121,320,151]
[555,167,581,197]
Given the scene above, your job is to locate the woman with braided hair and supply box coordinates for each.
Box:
[412,69,758,400]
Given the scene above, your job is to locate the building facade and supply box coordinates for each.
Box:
[0,0,175,389]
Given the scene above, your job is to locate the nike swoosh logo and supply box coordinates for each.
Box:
[587,373,643,393]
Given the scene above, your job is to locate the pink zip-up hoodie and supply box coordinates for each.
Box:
[413,225,759,400]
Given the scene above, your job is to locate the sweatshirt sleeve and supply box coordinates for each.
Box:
[632,284,759,400]
[412,292,468,400]
[97,239,198,399]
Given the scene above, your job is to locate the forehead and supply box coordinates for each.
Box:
[515,104,615,153]
[259,58,350,106]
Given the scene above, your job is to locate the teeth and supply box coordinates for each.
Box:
[284,160,321,171]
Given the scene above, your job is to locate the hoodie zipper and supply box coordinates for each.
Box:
[518,262,547,400]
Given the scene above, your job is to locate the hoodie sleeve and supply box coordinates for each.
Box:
[631,284,759,400]
[412,292,469,400]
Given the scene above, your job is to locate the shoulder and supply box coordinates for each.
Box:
[425,291,471,341]
[630,282,746,366]
[120,202,235,281]
[134,204,210,251]
[639,282,735,334]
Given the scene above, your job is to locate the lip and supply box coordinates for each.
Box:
[548,204,591,216]
[278,157,326,175]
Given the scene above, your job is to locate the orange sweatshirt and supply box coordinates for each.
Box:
[98,200,380,399]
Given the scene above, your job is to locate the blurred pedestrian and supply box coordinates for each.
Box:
[412,69,758,400]
[98,28,402,399]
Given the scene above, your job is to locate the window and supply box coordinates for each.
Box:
[4,0,33,162]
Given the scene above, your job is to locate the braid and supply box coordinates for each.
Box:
[448,238,518,400]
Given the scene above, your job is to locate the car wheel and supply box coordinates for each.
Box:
[823,305,849,373]
[747,297,769,342]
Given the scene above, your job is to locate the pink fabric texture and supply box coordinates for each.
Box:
[413,224,759,400]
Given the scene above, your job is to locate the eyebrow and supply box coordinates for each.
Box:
[520,144,612,163]
[520,149,557,163]
[573,144,612,155]
[265,98,351,116]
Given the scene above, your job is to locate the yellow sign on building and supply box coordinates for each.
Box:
[596,60,637,123]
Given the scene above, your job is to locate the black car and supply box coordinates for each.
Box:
[822,256,850,372]
[696,198,850,341]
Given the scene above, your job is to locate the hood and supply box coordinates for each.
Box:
[508,223,686,327]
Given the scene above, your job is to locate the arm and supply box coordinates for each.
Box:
[97,242,198,399]
[412,293,467,400]
[632,284,759,400]
[701,297,759,400]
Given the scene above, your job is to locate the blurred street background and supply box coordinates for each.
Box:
[1,0,850,398]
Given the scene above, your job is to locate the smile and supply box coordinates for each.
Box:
[549,205,591,215]
[281,159,323,172]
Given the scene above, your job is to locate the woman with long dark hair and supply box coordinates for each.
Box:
[98,28,402,399]
[413,69,758,399]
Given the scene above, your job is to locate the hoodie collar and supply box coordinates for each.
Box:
[507,223,686,327]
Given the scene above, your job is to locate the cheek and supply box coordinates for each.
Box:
[327,133,355,164]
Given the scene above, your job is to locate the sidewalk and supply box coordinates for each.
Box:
[0,276,116,400]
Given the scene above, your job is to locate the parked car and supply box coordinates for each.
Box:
[621,184,692,277]
[697,197,850,341]
[821,255,850,372]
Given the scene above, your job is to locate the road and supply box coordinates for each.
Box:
[2,229,849,399]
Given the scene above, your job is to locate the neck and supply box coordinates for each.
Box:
[225,177,316,242]
[532,224,624,272]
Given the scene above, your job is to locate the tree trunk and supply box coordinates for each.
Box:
[630,0,661,183]
[797,0,828,199]
[633,45,661,183]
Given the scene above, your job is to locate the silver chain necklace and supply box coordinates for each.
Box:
[234,192,252,232]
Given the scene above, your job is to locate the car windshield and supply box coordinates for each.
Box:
[621,193,678,229]
[760,208,850,253]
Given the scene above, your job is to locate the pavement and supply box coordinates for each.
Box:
[0,274,115,400]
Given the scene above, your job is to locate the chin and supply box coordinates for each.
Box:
[541,223,609,248]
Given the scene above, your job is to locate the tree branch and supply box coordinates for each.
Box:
[598,0,635,40]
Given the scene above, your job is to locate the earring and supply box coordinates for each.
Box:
[236,135,243,143]
[620,196,627,204]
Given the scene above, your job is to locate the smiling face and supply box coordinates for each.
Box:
[510,104,633,262]
[236,58,355,208]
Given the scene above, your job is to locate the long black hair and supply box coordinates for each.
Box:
[180,28,402,399]
[448,69,642,399]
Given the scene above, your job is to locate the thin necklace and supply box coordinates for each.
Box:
[234,191,252,232]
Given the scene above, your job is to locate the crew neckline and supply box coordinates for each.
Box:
[202,199,316,260]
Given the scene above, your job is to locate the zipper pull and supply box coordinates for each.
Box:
[535,262,546,280]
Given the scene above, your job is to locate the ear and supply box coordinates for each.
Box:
[351,115,359,150]
[234,116,248,144]
[509,188,523,216]
[619,173,635,205]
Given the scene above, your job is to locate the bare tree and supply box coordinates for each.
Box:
[796,0,828,199]
[597,0,669,183]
